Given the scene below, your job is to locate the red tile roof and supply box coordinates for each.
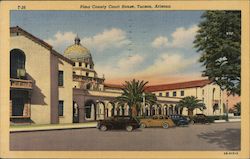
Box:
[104,83,124,89]
[104,79,212,92]
[145,79,212,92]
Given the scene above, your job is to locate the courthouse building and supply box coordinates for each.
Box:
[10,26,73,124]
[9,26,226,125]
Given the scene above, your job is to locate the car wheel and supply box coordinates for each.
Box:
[140,123,146,128]
[100,125,107,131]
[126,125,133,132]
[162,122,169,129]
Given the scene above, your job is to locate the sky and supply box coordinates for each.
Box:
[11,11,206,85]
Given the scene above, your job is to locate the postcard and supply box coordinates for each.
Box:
[0,0,249,158]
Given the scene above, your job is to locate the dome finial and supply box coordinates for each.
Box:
[75,34,80,45]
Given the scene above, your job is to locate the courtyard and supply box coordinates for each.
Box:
[10,122,240,151]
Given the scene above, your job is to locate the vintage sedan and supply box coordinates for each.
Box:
[168,115,189,126]
[190,114,209,124]
[140,115,175,128]
[97,116,140,132]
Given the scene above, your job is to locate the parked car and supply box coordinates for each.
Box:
[140,115,175,128]
[190,114,209,124]
[168,115,189,126]
[97,116,140,132]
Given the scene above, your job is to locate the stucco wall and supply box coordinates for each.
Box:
[58,59,73,124]
[152,83,223,116]
[50,54,59,124]
[10,35,51,124]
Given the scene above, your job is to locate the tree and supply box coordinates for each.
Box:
[176,96,206,116]
[194,11,241,95]
[233,102,241,116]
[115,79,157,117]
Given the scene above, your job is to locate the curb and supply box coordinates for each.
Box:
[10,123,97,133]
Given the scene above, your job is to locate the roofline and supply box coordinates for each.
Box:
[145,79,212,92]
[51,50,74,65]
[104,79,212,92]
[147,79,212,88]
[10,26,52,50]
[10,26,74,65]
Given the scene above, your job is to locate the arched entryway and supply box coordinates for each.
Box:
[96,101,105,120]
[73,101,79,123]
[84,100,95,120]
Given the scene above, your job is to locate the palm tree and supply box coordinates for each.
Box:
[115,79,157,117]
[176,96,206,116]
[233,102,241,116]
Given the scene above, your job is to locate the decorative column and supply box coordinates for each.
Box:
[78,102,85,123]
[91,103,95,120]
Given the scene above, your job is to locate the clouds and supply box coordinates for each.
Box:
[45,28,130,54]
[45,31,76,53]
[96,52,198,84]
[152,25,199,49]
[135,53,197,78]
[83,28,130,52]
[95,54,145,79]
[151,36,168,48]
[44,24,202,85]
[117,54,144,71]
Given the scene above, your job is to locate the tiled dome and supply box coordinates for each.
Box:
[64,36,91,61]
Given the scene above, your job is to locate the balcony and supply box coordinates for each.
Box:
[10,78,33,90]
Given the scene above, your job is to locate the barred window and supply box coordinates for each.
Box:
[58,71,64,86]
[173,91,176,97]
[58,100,64,116]
[181,90,185,96]
[166,92,169,97]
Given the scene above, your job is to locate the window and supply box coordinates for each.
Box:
[58,71,64,86]
[166,92,169,97]
[152,116,158,120]
[86,72,89,77]
[90,65,93,69]
[181,90,184,96]
[85,63,88,68]
[79,62,82,67]
[73,62,75,66]
[58,101,64,116]
[159,93,162,97]
[173,91,176,97]
[10,49,26,79]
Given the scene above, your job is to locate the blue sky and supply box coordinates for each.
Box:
[11,11,206,84]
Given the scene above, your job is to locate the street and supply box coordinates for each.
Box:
[10,122,240,151]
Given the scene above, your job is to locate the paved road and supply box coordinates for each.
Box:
[10,122,240,151]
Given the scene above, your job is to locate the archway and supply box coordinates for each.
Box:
[73,101,79,123]
[164,105,168,115]
[84,100,95,120]
[107,102,115,117]
[96,101,105,120]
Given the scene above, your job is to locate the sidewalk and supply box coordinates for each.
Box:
[214,119,241,123]
[10,121,97,132]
